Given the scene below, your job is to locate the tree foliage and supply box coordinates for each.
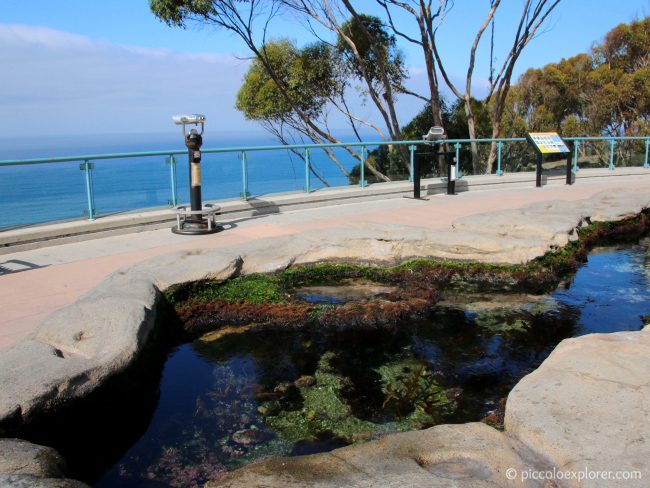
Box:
[336,14,406,90]
[236,39,339,122]
[504,17,650,138]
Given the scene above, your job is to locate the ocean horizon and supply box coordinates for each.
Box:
[0,130,378,229]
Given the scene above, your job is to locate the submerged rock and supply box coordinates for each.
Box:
[294,280,397,305]
[294,375,316,388]
[231,428,272,446]
[438,292,553,313]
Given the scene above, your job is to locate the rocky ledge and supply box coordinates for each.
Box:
[0,189,649,487]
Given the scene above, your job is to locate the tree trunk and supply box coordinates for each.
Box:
[464,95,481,174]
[486,122,501,174]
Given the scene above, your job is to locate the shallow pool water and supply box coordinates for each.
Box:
[94,242,650,488]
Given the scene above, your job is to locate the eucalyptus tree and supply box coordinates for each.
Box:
[377,0,563,174]
[150,0,404,180]
[283,2,412,169]
[235,39,355,180]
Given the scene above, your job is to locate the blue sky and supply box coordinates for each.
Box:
[1,0,649,138]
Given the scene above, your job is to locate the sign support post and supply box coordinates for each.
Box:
[526,132,571,188]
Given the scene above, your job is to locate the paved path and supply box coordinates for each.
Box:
[1,175,649,350]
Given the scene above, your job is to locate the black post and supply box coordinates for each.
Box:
[566,142,574,185]
[536,153,543,188]
[186,130,203,217]
[413,151,421,199]
[447,153,456,195]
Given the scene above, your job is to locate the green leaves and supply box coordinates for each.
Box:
[235,39,340,121]
[503,17,650,137]
[149,0,219,27]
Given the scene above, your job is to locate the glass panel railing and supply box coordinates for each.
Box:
[92,156,171,217]
[573,140,610,169]
[0,162,86,229]
[499,140,533,174]
[305,145,355,191]
[245,148,306,198]
[195,151,243,202]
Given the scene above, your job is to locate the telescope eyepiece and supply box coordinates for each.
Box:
[423,126,446,141]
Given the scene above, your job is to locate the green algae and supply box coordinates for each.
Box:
[260,352,458,444]
[169,274,287,304]
[262,352,377,443]
[374,359,457,429]
[473,310,531,334]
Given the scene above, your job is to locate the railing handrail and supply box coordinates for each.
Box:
[1,135,649,167]
[1,134,649,227]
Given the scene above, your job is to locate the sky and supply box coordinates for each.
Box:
[1,0,649,139]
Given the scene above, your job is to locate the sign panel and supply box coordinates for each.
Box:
[527,132,570,154]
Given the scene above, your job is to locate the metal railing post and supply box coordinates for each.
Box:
[408,145,416,182]
[496,141,503,176]
[79,160,96,221]
[166,154,178,207]
[304,149,311,193]
[360,146,368,188]
[240,151,250,200]
[644,139,649,169]
[454,143,461,177]
[573,141,580,172]
[609,139,616,171]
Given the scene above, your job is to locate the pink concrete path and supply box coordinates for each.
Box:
[1,178,649,350]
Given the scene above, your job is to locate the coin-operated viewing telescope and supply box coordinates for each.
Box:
[412,126,456,197]
[171,114,221,235]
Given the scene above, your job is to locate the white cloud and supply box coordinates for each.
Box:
[0,24,94,50]
[0,24,252,135]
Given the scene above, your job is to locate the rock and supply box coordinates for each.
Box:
[506,329,650,487]
[452,202,586,247]
[294,375,316,388]
[0,252,242,427]
[294,281,397,304]
[0,440,89,488]
[210,423,549,487]
[444,387,463,401]
[0,439,66,478]
[0,475,90,487]
[231,428,272,446]
[273,383,291,395]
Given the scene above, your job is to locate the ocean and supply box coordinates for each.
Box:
[0,131,368,229]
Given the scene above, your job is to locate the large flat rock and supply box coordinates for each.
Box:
[505,328,650,487]
[210,423,548,488]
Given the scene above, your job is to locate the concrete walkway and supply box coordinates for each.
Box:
[1,174,649,350]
